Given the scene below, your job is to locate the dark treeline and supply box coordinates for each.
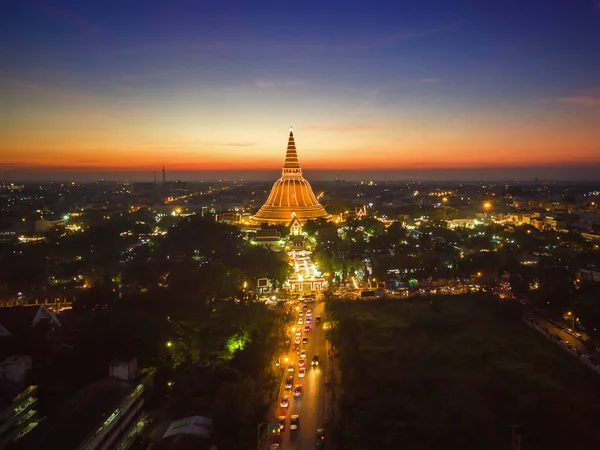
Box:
[1,212,292,449]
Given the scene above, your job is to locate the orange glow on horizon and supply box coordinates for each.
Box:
[3,116,600,172]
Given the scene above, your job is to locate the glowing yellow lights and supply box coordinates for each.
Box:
[166,341,173,348]
[477,272,482,277]
[243,281,248,289]
[174,208,182,214]
[483,202,491,209]
[442,197,448,203]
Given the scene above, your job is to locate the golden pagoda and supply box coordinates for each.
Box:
[251,129,330,224]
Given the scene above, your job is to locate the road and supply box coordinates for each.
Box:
[524,310,590,354]
[275,301,328,450]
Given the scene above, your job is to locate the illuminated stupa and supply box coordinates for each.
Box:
[251,129,330,224]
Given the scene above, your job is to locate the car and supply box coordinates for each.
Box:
[287,363,295,373]
[298,359,306,367]
[300,350,307,359]
[303,305,308,311]
[277,416,286,431]
[316,316,321,325]
[298,318,304,325]
[294,337,301,345]
[316,428,326,447]
[280,396,289,408]
[299,367,306,378]
[270,444,280,450]
[304,326,311,333]
[285,378,293,389]
[299,311,304,317]
[305,317,312,324]
[290,415,299,430]
[311,354,319,366]
[295,330,302,337]
[302,337,308,344]
[293,385,302,397]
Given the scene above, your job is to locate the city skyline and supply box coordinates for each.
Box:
[2,0,600,180]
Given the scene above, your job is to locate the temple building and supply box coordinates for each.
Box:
[251,129,330,224]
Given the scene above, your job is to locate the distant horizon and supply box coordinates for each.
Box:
[2,165,600,184]
[3,1,600,176]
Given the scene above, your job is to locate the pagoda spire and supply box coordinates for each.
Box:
[283,127,300,169]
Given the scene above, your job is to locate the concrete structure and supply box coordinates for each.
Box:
[0,356,39,447]
[252,130,330,224]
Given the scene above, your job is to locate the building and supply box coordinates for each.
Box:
[251,129,330,224]
[0,356,39,448]
[15,359,151,450]
[216,212,242,224]
[253,229,283,251]
[147,416,216,450]
[0,306,61,339]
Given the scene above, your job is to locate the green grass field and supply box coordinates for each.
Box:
[328,294,600,450]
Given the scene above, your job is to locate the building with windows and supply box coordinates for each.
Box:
[15,360,152,450]
[0,356,39,448]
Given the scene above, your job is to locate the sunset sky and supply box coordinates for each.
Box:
[2,0,600,181]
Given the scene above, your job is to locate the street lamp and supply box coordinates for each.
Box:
[257,422,267,450]
[442,197,448,220]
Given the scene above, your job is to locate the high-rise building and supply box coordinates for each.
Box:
[252,129,330,224]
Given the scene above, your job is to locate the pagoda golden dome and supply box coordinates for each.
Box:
[251,129,330,224]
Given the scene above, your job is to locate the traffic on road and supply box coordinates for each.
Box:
[265,298,329,450]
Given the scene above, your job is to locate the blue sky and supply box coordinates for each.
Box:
[1,0,599,180]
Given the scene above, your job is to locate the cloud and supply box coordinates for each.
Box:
[254,80,307,89]
[552,86,600,107]
[117,21,461,57]
[37,2,98,34]
[558,96,600,107]
[116,42,230,54]
[219,142,256,147]
[0,76,114,118]
[372,21,463,45]
[304,123,381,132]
